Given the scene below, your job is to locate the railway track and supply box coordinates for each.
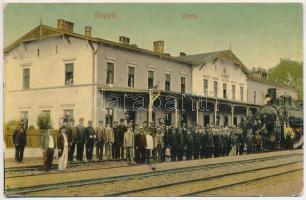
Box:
[5,161,131,178]
[5,152,303,196]
[107,161,302,196]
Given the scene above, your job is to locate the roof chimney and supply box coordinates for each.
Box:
[57,19,74,32]
[153,40,164,54]
[180,52,186,56]
[85,26,92,37]
[119,36,130,45]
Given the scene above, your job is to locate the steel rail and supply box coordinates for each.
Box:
[183,168,303,196]
[106,160,302,196]
[5,153,303,196]
[6,152,303,179]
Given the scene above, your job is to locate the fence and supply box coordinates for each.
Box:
[4,129,59,148]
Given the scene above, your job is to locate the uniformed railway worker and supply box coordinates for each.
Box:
[76,118,86,161]
[135,126,146,163]
[161,125,170,162]
[237,126,244,155]
[185,127,194,160]
[284,122,295,150]
[67,119,77,162]
[168,125,178,162]
[85,121,95,162]
[229,130,238,156]
[246,128,254,154]
[200,126,208,159]
[213,126,222,157]
[176,126,185,161]
[206,126,214,158]
[193,125,201,160]
[13,120,27,163]
[254,130,262,153]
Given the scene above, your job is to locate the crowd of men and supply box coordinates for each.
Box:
[12,117,298,172]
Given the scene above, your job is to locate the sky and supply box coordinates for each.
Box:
[3,3,303,69]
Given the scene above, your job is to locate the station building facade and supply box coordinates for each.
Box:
[4,19,298,129]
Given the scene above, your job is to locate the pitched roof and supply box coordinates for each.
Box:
[4,24,192,65]
[177,49,250,75]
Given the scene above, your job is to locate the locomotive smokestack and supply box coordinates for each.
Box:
[267,88,277,103]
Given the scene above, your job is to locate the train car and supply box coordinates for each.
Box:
[256,88,303,149]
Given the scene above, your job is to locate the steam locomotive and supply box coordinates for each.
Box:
[255,88,303,149]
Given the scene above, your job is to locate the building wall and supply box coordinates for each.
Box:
[4,36,95,128]
[4,86,93,129]
[96,45,192,93]
[192,57,248,102]
[247,79,298,106]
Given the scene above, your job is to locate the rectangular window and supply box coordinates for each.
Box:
[232,85,236,100]
[223,83,227,98]
[148,70,154,89]
[65,63,74,85]
[213,81,218,98]
[240,86,244,101]
[165,74,171,91]
[203,79,208,95]
[106,62,114,84]
[23,68,30,89]
[128,66,135,87]
[254,90,257,104]
[20,111,29,129]
[64,109,74,119]
[42,110,51,117]
[181,77,186,93]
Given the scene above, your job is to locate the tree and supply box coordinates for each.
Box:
[37,113,52,130]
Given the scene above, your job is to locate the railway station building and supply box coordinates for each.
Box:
[4,19,298,129]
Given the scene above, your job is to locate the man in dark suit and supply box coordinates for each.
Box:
[76,118,86,161]
[85,121,95,161]
[13,121,27,163]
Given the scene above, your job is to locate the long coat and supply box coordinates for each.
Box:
[13,128,27,146]
[123,130,134,148]
[76,124,86,143]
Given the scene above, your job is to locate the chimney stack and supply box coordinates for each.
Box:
[57,19,74,32]
[119,36,130,45]
[180,52,186,56]
[85,26,92,37]
[153,40,164,54]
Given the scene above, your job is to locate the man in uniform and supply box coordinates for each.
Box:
[193,125,201,159]
[116,119,127,160]
[67,119,77,162]
[13,121,27,163]
[176,125,185,161]
[135,126,147,163]
[206,125,215,158]
[76,118,86,161]
[85,121,95,162]
[161,125,170,162]
[185,126,194,160]
[95,120,106,161]
[237,126,244,155]
[169,124,178,162]
[254,130,262,153]
[246,128,254,154]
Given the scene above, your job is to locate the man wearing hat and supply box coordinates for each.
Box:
[85,121,95,161]
[13,120,27,163]
[76,118,86,161]
[67,119,77,162]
